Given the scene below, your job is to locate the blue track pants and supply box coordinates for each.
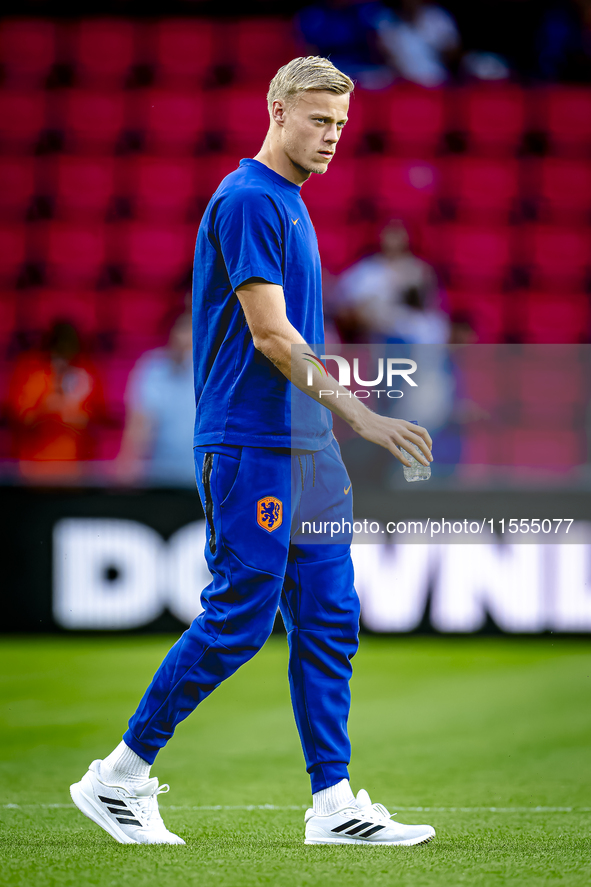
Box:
[124,438,359,793]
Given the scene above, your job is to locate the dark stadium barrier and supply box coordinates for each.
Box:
[2,486,591,634]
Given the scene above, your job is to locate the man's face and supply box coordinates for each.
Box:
[278,90,350,179]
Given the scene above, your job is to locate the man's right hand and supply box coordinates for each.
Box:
[351,413,432,468]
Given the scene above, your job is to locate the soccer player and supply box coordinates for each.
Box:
[70,56,435,847]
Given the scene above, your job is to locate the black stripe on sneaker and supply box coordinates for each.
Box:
[116,817,141,826]
[346,821,374,835]
[331,818,361,833]
[108,806,129,814]
[99,796,127,807]
[359,824,387,838]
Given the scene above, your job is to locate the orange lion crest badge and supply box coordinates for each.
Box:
[257,496,283,533]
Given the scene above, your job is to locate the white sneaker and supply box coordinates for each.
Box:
[304,789,435,846]
[70,760,185,845]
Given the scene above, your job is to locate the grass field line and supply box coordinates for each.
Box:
[3,803,591,814]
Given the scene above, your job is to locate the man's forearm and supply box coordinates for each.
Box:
[254,327,373,434]
[239,281,432,464]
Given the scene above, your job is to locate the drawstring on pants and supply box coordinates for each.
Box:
[298,455,305,490]
[298,453,316,488]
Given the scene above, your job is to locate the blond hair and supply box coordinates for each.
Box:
[267,56,354,112]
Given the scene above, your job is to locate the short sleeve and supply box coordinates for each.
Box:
[214,189,285,291]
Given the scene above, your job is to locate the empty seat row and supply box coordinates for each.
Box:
[0,88,270,156]
[0,17,298,89]
[2,83,591,158]
[305,156,591,225]
[0,154,239,222]
[419,224,591,290]
[0,287,183,347]
[447,290,591,345]
[459,350,588,401]
[1,287,588,356]
[2,154,591,228]
[318,221,591,284]
[1,220,589,287]
[0,223,195,289]
[462,428,584,473]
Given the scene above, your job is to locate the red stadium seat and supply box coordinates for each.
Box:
[128,156,199,223]
[25,289,98,336]
[461,428,498,470]
[421,224,513,289]
[112,288,177,351]
[49,156,117,221]
[0,225,27,286]
[58,90,127,154]
[0,90,46,153]
[302,158,360,224]
[379,86,446,156]
[70,19,137,88]
[514,352,585,410]
[316,223,373,275]
[335,89,370,156]
[463,426,582,473]
[115,223,194,288]
[38,222,108,288]
[210,88,270,155]
[0,157,36,221]
[440,157,520,223]
[457,347,503,405]
[518,224,591,291]
[520,293,590,344]
[193,154,241,200]
[504,428,583,472]
[150,19,216,87]
[527,158,591,224]
[141,90,205,155]
[230,18,298,83]
[0,18,57,87]
[446,289,506,344]
[368,157,439,225]
[457,85,526,155]
[541,87,591,157]
[0,292,18,346]
[95,354,137,421]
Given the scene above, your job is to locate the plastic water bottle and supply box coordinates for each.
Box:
[403,420,431,483]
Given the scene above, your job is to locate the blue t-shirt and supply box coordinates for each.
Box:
[192,158,333,450]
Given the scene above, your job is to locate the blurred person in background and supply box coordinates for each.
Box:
[116,311,195,487]
[377,0,461,86]
[536,0,591,82]
[335,219,448,343]
[6,321,107,481]
[296,0,397,87]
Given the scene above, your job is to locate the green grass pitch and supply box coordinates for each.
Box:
[1,634,590,887]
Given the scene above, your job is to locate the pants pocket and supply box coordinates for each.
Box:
[202,453,217,555]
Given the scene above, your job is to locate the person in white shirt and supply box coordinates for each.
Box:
[378,0,460,86]
[336,219,449,344]
[116,311,195,487]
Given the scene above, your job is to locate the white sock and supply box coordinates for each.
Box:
[100,740,151,786]
[313,778,356,815]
